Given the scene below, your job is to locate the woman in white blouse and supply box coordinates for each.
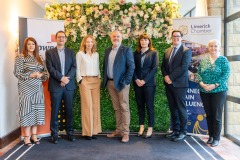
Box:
[76,35,102,140]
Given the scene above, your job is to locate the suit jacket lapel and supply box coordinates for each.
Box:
[114,45,123,63]
[105,47,112,67]
[53,47,62,72]
[64,48,69,75]
[142,49,151,67]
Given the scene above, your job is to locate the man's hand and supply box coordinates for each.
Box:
[135,79,144,87]
[61,76,70,84]
[164,75,172,84]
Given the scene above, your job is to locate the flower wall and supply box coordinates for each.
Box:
[45,0,181,131]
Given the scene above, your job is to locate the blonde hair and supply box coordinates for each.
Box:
[79,35,97,53]
[208,39,221,48]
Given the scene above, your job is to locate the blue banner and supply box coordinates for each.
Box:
[186,81,208,134]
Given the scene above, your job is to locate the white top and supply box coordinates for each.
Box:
[76,51,101,82]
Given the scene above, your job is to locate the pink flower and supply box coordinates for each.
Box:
[119,0,126,5]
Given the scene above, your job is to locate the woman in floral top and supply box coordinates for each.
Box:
[197,39,230,147]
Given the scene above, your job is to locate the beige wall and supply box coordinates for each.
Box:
[0,0,45,137]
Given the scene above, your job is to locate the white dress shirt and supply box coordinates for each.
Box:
[76,51,100,82]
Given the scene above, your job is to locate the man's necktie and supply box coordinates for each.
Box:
[169,47,177,64]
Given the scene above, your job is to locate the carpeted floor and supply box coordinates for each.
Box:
[1,134,223,160]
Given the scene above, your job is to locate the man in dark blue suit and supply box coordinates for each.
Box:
[46,31,76,144]
[161,30,192,141]
[103,30,135,143]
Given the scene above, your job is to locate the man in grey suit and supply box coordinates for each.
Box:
[161,30,192,141]
[46,31,76,144]
[103,30,135,143]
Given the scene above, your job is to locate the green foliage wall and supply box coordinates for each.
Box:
[68,36,171,132]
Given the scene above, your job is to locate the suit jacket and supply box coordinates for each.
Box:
[103,45,135,91]
[161,44,192,88]
[133,49,159,87]
[46,47,76,92]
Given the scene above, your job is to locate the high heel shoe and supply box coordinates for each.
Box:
[144,127,152,139]
[136,125,144,137]
[144,134,152,139]
[137,132,144,137]
[23,136,32,146]
[30,134,40,144]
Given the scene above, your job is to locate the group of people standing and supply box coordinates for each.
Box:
[14,29,230,147]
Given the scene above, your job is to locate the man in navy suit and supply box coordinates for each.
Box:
[103,30,135,143]
[161,30,192,141]
[46,31,76,144]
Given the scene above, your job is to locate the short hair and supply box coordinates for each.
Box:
[136,33,155,53]
[208,39,221,48]
[172,30,183,37]
[110,30,122,38]
[55,30,66,38]
[80,35,97,53]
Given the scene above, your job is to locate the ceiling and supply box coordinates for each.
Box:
[33,0,196,16]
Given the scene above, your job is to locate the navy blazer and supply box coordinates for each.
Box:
[103,45,135,91]
[46,47,76,92]
[133,49,159,87]
[161,44,192,88]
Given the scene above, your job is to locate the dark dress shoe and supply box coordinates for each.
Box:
[166,131,179,139]
[92,136,97,139]
[68,135,76,142]
[173,133,187,142]
[85,136,92,140]
[207,137,214,144]
[211,140,219,147]
[52,136,58,144]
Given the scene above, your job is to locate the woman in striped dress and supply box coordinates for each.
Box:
[14,37,48,146]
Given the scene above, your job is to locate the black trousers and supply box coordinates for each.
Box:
[200,91,227,140]
[50,89,75,136]
[165,84,188,134]
[134,86,156,127]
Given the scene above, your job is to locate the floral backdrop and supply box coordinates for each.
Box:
[45,0,181,131]
[45,0,180,42]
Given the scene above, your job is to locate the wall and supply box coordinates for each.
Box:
[0,0,45,138]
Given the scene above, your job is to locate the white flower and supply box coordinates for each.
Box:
[144,14,149,20]
[99,5,103,10]
[147,8,152,13]
[161,3,166,9]
[115,5,120,10]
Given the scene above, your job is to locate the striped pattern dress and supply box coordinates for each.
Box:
[14,55,48,127]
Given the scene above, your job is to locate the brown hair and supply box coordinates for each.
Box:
[136,33,155,53]
[79,35,97,53]
[172,30,183,37]
[22,37,43,65]
[55,30,66,38]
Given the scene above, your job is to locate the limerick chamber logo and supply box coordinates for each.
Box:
[179,25,188,35]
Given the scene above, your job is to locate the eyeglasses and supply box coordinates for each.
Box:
[57,36,66,39]
[172,36,181,38]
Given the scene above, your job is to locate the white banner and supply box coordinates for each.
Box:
[27,18,64,59]
[173,16,221,135]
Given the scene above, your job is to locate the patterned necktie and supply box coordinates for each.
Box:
[169,47,177,64]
